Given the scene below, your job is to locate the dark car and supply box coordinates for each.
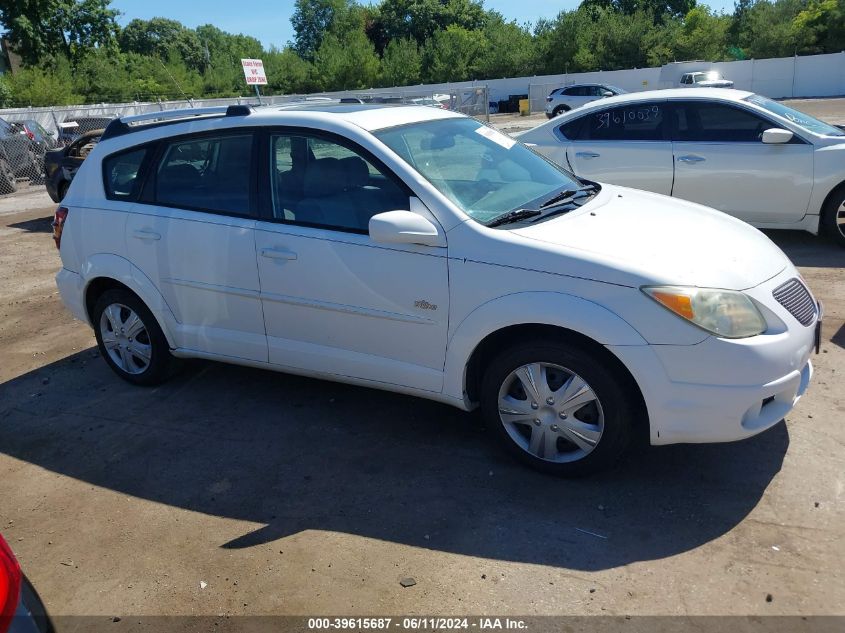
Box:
[0,117,42,194]
[56,116,114,145]
[44,128,103,202]
[0,533,54,633]
[10,120,60,184]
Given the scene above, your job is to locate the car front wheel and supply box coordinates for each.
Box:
[480,339,634,476]
[821,187,845,248]
[93,289,174,386]
[552,105,569,117]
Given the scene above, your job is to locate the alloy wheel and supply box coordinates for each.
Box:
[497,362,604,463]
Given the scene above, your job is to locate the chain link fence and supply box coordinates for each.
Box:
[0,86,490,199]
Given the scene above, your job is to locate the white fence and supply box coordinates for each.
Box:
[381,51,845,113]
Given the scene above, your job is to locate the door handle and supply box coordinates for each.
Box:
[260,248,297,261]
[131,229,161,241]
[677,155,706,163]
[575,151,600,159]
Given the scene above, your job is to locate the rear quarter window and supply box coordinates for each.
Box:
[103,147,148,200]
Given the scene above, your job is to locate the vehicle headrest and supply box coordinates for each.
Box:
[338,156,369,188]
[303,158,346,198]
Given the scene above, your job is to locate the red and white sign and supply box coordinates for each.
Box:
[241,58,267,86]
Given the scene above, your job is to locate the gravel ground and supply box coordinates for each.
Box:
[0,98,843,621]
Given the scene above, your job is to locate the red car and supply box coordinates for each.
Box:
[0,534,53,633]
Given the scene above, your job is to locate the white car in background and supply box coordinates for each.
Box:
[545,84,627,118]
[53,103,818,476]
[679,71,733,88]
[520,88,845,246]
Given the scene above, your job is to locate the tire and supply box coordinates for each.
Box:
[0,158,17,194]
[552,105,569,117]
[92,289,175,386]
[820,186,845,248]
[480,338,635,476]
[57,180,69,201]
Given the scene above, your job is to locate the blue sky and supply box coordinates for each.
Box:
[111,0,737,50]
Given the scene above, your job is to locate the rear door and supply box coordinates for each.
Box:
[125,130,267,361]
[670,100,814,223]
[562,100,674,195]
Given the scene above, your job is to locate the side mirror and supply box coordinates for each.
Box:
[601,91,614,97]
[369,210,444,247]
[762,128,793,144]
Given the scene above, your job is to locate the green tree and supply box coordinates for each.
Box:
[421,25,486,83]
[379,37,422,87]
[672,6,730,61]
[477,13,534,79]
[291,0,350,61]
[264,46,314,93]
[375,0,486,46]
[0,0,118,65]
[119,17,205,71]
[311,28,379,90]
[793,0,845,53]
[4,55,82,104]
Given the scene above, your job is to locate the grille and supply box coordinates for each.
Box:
[772,279,816,326]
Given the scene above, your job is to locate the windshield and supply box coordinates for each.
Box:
[604,85,627,94]
[745,94,844,137]
[375,118,582,224]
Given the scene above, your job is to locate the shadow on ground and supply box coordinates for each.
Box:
[7,215,53,233]
[0,348,788,571]
[763,230,845,268]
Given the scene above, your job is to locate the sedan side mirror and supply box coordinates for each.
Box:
[762,128,793,144]
[601,91,614,97]
[369,210,444,247]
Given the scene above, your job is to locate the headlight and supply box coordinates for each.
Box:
[642,286,767,338]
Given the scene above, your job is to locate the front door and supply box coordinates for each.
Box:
[670,100,814,224]
[254,132,449,393]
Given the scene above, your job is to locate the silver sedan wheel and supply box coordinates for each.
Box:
[837,200,845,238]
[99,303,152,375]
[497,362,604,463]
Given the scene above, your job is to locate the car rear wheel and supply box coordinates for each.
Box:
[93,289,174,386]
[480,339,634,476]
[821,187,845,248]
[552,105,569,117]
[0,158,17,194]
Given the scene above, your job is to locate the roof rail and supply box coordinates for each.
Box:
[100,105,253,141]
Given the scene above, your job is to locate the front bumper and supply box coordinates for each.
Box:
[609,270,818,445]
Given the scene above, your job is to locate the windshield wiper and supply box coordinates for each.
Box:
[485,208,542,227]
[540,184,599,209]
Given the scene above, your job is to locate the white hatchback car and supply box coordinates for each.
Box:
[520,88,845,246]
[54,104,819,476]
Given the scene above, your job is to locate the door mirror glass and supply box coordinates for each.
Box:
[761,128,794,144]
[369,210,443,247]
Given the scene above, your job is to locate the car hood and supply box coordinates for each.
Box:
[510,185,788,290]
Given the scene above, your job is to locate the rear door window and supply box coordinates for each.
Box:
[153,133,254,215]
[575,103,666,141]
[104,147,148,200]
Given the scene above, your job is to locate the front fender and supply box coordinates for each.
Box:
[443,291,647,405]
[79,253,177,347]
